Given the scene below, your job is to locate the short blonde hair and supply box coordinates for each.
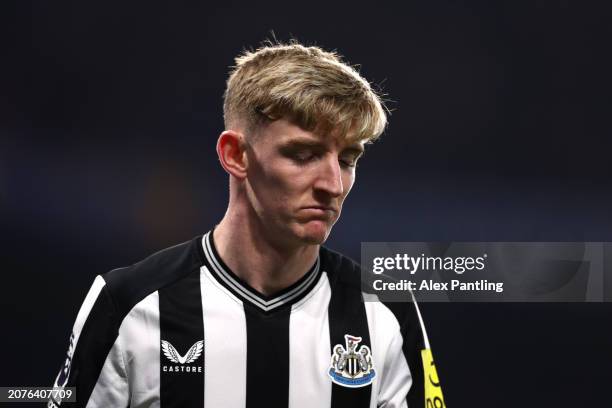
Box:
[223,41,388,143]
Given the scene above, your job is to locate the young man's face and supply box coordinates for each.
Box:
[244,119,365,248]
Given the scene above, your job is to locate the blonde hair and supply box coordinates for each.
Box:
[223,41,388,143]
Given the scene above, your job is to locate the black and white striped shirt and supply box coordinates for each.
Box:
[50,231,427,408]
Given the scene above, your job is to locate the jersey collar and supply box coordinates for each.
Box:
[201,231,322,313]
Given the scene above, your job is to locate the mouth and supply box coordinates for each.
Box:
[298,206,339,222]
[302,205,338,213]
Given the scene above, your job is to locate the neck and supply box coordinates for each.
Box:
[213,205,319,297]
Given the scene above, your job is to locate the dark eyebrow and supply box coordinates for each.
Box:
[279,139,325,149]
[278,139,365,156]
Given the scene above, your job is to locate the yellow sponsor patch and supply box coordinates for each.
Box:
[421,348,446,407]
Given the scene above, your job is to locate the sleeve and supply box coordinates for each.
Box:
[376,326,411,408]
[379,299,427,408]
[48,276,130,408]
[401,299,427,407]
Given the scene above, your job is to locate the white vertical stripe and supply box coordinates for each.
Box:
[70,276,106,355]
[53,275,106,389]
[201,265,247,408]
[289,272,332,408]
[119,291,161,408]
[86,338,129,408]
[365,301,411,408]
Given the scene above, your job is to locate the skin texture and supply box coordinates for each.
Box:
[213,119,365,296]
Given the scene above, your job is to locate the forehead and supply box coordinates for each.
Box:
[255,119,365,150]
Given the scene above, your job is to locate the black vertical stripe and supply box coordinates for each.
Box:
[244,304,291,408]
[159,269,205,408]
[328,269,372,408]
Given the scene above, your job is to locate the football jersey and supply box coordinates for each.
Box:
[49,230,428,408]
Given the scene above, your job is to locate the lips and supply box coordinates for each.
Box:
[299,206,338,219]
[303,205,337,213]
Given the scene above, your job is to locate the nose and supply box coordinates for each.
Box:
[314,154,344,197]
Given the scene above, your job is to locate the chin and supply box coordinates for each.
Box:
[299,234,327,245]
[295,221,332,245]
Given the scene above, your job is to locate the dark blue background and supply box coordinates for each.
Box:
[1,1,611,406]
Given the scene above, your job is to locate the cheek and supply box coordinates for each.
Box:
[258,164,306,202]
[269,162,313,187]
[341,172,356,198]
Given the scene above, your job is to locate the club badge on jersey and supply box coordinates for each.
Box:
[328,334,376,388]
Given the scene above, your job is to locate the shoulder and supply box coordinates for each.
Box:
[101,235,205,319]
[320,246,425,334]
[319,246,361,287]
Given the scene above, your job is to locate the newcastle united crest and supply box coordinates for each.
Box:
[328,334,376,387]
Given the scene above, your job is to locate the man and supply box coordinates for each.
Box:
[50,41,432,408]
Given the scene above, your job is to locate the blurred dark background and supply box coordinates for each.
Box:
[1,0,611,407]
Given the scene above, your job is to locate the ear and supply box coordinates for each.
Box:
[216,130,248,178]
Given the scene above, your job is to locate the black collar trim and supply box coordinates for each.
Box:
[201,231,322,312]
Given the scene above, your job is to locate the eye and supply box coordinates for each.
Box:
[339,153,361,168]
[283,148,319,165]
[339,158,356,168]
[291,150,316,163]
